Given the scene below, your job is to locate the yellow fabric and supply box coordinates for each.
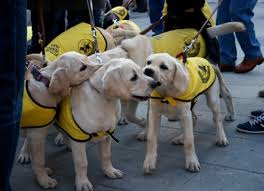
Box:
[162,1,215,26]
[27,26,32,41]
[45,23,107,61]
[21,81,56,128]
[108,20,141,33]
[150,28,206,58]
[56,96,115,142]
[106,6,128,20]
[151,57,216,106]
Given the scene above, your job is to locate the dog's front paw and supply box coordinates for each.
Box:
[118,117,129,126]
[54,133,64,146]
[37,175,57,189]
[136,130,147,141]
[103,167,123,179]
[76,177,94,191]
[171,134,184,145]
[17,152,31,164]
[224,112,236,121]
[185,154,200,172]
[216,137,229,147]
[143,155,157,175]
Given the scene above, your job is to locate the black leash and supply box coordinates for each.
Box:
[86,0,102,63]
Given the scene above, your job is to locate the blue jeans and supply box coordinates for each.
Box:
[148,0,164,35]
[0,0,26,190]
[216,0,262,66]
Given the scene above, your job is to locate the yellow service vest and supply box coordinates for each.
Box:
[105,6,129,21]
[108,20,141,33]
[21,81,57,128]
[56,96,115,142]
[150,28,206,58]
[45,23,107,61]
[151,57,216,106]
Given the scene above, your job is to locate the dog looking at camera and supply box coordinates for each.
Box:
[142,53,235,173]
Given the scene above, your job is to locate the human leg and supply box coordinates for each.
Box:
[148,0,164,35]
[230,0,264,73]
[0,0,26,190]
[216,0,237,68]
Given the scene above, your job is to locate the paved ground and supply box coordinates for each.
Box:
[12,1,264,191]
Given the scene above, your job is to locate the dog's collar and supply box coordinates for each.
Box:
[27,61,50,87]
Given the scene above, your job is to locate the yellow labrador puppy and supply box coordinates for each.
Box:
[20,52,101,188]
[142,53,235,173]
[55,58,158,191]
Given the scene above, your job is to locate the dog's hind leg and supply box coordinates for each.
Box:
[118,101,129,126]
[100,136,123,179]
[126,100,146,128]
[17,138,31,164]
[27,127,57,189]
[171,110,197,145]
[213,66,236,121]
[205,81,228,147]
[136,100,149,141]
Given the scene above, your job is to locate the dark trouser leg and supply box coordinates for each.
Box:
[0,0,26,190]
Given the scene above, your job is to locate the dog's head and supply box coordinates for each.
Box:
[101,58,159,101]
[41,51,101,97]
[142,53,188,96]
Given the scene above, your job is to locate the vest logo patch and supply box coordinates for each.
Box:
[78,39,95,56]
[198,65,210,83]
[46,43,60,57]
[184,37,200,57]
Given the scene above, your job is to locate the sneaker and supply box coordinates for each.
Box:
[250,109,264,118]
[237,114,264,134]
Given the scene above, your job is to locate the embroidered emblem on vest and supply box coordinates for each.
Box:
[78,39,95,56]
[198,65,210,83]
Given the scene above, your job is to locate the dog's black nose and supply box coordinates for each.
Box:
[144,68,154,77]
[150,80,161,89]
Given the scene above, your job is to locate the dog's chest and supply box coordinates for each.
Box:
[71,88,121,133]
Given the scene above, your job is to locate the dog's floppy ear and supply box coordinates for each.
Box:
[102,66,130,100]
[27,54,50,68]
[170,57,189,92]
[48,68,70,97]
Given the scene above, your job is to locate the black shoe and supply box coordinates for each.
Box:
[250,109,264,118]
[237,114,264,134]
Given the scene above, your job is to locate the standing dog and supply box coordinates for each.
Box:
[142,53,235,173]
[19,52,101,188]
[61,58,158,191]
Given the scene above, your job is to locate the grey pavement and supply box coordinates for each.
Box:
[12,1,264,191]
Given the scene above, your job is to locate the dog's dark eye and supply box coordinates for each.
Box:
[146,60,151,65]
[160,64,168,70]
[80,64,87,71]
[130,73,138,81]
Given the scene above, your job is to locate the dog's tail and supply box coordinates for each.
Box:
[212,65,236,121]
[206,22,246,38]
